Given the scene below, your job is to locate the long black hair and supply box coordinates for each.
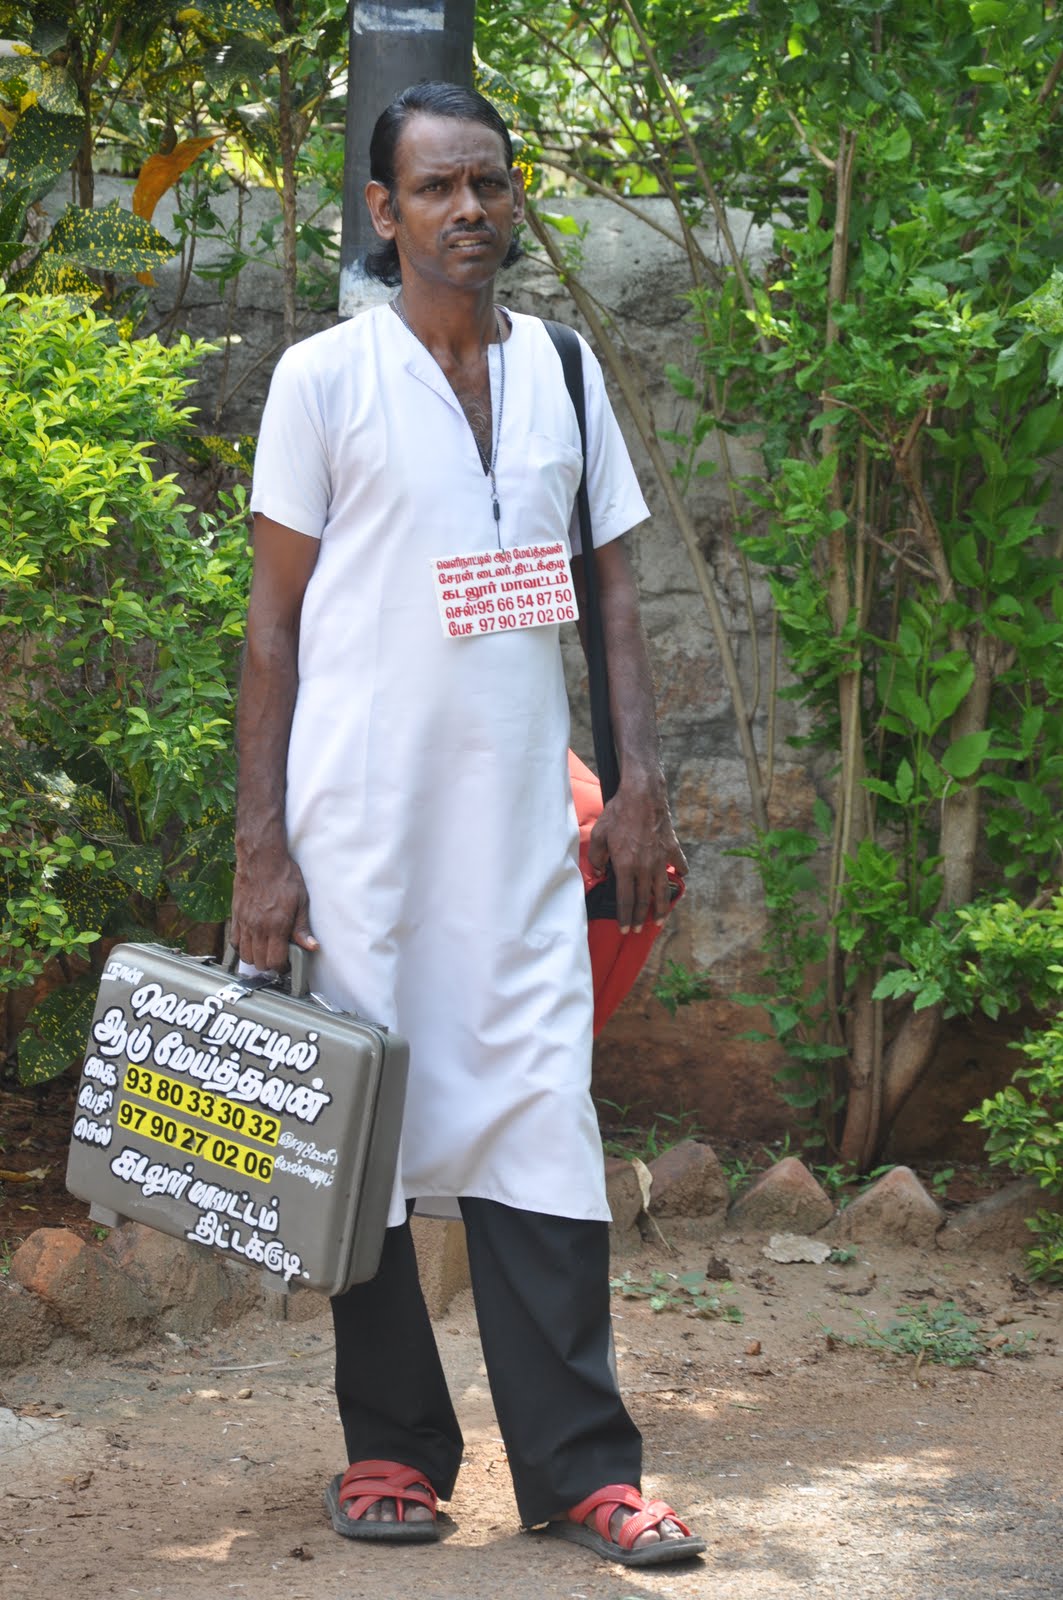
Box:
[364,81,523,286]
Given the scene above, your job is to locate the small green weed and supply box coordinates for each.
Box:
[0,1240,13,1278]
[828,1246,858,1265]
[841,1300,1032,1369]
[1026,1208,1063,1281]
[91,1224,110,1242]
[651,960,713,1018]
[722,1153,757,1195]
[598,1099,704,1163]
[611,1269,743,1322]
[928,1166,955,1199]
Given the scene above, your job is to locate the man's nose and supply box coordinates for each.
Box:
[452,181,487,224]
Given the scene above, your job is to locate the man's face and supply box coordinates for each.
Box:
[367,113,525,291]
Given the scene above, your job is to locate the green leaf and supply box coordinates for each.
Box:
[1047,344,1063,390]
[941,730,992,780]
[879,127,912,164]
[896,686,932,734]
[950,533,984,587]
[539,210,582,236]
[929,660,974,724]
[968,0,1010,23]
[895,758,915,804]
[664,363,695,399]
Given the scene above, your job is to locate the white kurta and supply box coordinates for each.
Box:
[250,305,649,1226]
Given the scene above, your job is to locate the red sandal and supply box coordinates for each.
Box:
[544,1482,706,1567]
[324,1458,441,1543]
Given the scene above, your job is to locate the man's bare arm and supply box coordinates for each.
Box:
[573,538,687,933]
[230,514,321,971]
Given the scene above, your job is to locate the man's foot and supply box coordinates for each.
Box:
[544,1483,706,1567]
[324,1460,440,1543]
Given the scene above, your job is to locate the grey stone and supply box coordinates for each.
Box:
[648,1140,729,1221]
[605,1157,645,1233]
[938,1178,1046,1256]
[0,1279,57,1370]
[826,1166,945,1249]
[103,1222,241,1336]
[411,1217,471,1319]
[12,1226,154,1350]
[729,1157,835,1235]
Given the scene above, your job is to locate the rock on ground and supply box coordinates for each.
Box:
[648,1140,729,1221]
[937,1177,1045,1255]
[604,1156,645,1233]
[11,1227,154,1351]
[826,1166,944,1248]
[729,1157,835,1234]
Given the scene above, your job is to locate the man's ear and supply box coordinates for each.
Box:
[365,179,396,241]
[510,165,527,227]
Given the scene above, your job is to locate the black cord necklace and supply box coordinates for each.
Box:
[391,296,506,538]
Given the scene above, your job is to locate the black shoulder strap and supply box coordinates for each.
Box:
[541,318,621,802]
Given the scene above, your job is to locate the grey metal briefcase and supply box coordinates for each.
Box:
[65,942,409,1296]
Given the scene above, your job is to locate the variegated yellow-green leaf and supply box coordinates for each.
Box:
[17,978,98,1086]
[0,103,81,207]
[40,199,177,275]
[109,842,165,899]
[194,35,274,90]
[176,0,276,39]
[11,251,99,304]
[0,182,28,244]
[167,813,235,922]
[0,58,79,116]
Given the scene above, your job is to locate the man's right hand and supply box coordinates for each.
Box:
[229,843,319,973]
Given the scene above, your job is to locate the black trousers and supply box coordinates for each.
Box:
[330,1197,643,1527]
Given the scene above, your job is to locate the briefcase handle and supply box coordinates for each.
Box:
[221,941,312,998]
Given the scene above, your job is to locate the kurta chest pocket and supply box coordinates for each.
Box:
[513,432,584,544]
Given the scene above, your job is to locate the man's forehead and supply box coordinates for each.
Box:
[394,114,511,174]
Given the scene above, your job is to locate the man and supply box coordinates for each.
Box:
[231,80,701,1569]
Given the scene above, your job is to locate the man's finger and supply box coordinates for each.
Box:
[669,840,690,877]
[653,860,672,926]
[614,863,636,933]
[292,921,319,952]
[588,817,610,876]
[630,866,652,933]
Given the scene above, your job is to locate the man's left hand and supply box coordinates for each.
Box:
[588,776,688,933]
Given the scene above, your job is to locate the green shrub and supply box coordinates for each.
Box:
[0,289,251,1082]
[961,892,1063,1281]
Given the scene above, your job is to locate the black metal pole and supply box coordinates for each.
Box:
[339,0,476,316]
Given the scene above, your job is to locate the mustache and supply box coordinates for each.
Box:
[444,224,496,243]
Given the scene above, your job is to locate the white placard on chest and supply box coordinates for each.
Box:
[431,542,580,638]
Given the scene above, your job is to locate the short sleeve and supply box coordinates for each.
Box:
[570,333,650,554]
[250,346,331,539]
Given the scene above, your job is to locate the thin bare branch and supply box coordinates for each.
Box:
[528,207,768,829]
[783,104,837,172]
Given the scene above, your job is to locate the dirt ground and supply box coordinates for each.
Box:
[2,1220,1061,1600]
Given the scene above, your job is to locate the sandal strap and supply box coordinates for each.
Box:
[564,1483,692,1549]
[338,1458,438,1524]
